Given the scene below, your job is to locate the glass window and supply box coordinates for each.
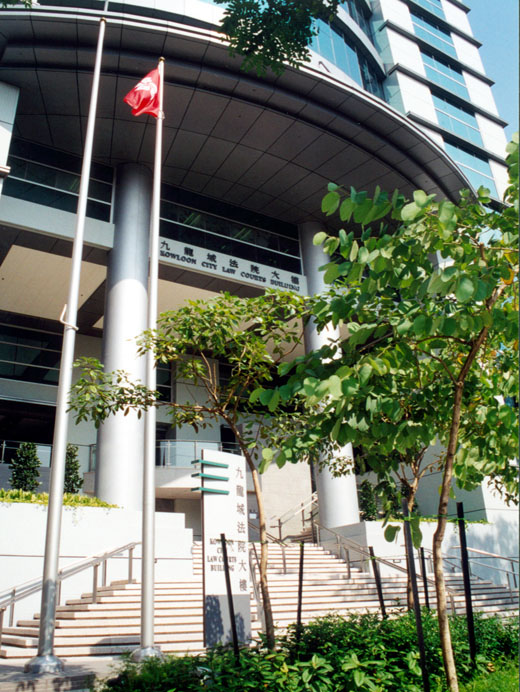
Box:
[444,142,498,197]
[411,0,445,20]
[0,324,62,386]
[432,94,483,146]
[411,10,457,58]
[160,196,301,273]
[421,50,469,100]
[5,139,112,221]
[342,0,374,41]
[314,20,383,97]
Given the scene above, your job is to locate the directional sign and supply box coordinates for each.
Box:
[192,448,251,647]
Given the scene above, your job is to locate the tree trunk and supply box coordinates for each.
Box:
[249,463,276,649]
[405,490,417,611]
[432,322,492,691]
[433,383,464,692]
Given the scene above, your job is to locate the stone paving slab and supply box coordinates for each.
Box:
[0,657,121,692]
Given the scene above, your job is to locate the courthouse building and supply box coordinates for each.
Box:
[0,0,510,534]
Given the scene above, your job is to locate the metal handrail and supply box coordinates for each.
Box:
[0,541,140,642]
[270,492,318,526]
[270,493,318,543]
[312,520,459,613]
[450,545,519,564]
[248,520,290,574]
[443,546,519,591]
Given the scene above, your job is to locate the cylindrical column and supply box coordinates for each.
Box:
[95,163,151,509]
[299,221,360,528]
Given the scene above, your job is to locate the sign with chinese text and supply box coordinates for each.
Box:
[193,448,251,647]
[159,237,307,294]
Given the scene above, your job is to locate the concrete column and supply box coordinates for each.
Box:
[0,81,19,195]
[95,163,151,509]
[299,221,360,528]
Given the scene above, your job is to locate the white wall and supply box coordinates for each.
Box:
[0,503,194,622]
[441,1,472,36]
[476,114,508,158]
[489,160,509,200]
[386,30,425,74]
[396,72,437,121]
[463,72,499,116]
[452,34,484,73]
[378,0,414,32]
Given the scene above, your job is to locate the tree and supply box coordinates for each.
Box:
[70,290,343,649]
[10,442,41,492]
[257,137,518,690]
[64,444,84,494]
[214,0,339,74]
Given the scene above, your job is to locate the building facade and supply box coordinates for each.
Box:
[0,0,509,533]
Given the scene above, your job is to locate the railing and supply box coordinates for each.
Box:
[311,520,459,613]
[248,520,292,575]
[446,546,519,592]
[269,492,318,542]
[0,439,94,471]
[87,439,242,472]
[0,541,139,650]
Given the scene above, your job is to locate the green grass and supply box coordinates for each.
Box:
[460,660,519,692]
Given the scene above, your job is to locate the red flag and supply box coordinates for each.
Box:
[124,68,161,117]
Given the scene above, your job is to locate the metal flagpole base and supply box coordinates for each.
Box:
[130,646,164,663]
[25,653,64,675]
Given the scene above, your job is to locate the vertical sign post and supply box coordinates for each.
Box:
[191,449,251,648]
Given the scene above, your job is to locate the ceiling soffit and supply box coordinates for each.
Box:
[0,10,470,226]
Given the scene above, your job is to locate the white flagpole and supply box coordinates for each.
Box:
[132,57,165,661]
[25,14,107,676]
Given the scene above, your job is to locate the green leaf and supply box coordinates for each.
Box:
[339,198,355,222]
[349,240,359,262]
[455,275,475,302]
[413,189,429,208]
[322,191,340,215]
[440,265,458,282]
[327,375,343,399]
[259,389,273,406]
[249,388,263,403]
[357,247,369,263]
[331,418,342,441]
[438,200,456,223]
[384,524,401,542]
[313,231,328,246]
[323,263,341,283]
[441,317,457,336]
[401,202,422,221]
[268,389,280,412]
[358,363,373,386]
[410,515,423,549]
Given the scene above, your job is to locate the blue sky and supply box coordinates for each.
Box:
[467,0,519,140]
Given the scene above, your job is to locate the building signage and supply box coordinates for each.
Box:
[159,237,307,294]
[192,448,251,647]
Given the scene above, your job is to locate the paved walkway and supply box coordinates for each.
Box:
[0,657,121,692]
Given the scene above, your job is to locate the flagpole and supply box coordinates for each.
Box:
[132,56,165,661]
[25,14,107,676]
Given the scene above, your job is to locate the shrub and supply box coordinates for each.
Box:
[64,443,84,494]
[95,612,518,692]
[9,442,41,492]
[0,488,116,507]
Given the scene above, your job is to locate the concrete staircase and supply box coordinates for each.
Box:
[1,543,517,659]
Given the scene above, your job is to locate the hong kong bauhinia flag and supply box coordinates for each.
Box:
[123,67,161,117]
